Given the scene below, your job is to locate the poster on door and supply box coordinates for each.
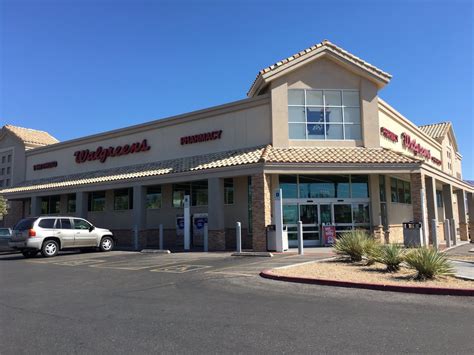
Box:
[323,225,336,245]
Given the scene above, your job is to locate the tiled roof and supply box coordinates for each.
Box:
[249,40,392,95]
[2,125,59,147]
[262,146,419,165]
[0,146,266,193]
[418,122,451,139]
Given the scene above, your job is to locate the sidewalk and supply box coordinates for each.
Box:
[444,243,474,280]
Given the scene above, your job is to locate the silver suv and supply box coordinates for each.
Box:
[9,216,114,258]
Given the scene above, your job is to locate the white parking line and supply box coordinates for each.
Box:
[150,264,212,273]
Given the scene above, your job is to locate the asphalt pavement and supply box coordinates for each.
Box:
[0,250,473,354]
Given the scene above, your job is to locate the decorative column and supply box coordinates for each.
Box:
[75,192,88,218]
[425,176,438,244]
[31,196,42,216]
[467,192,474,243]
[251,173,272,252]
[208,177,226,251]
[456,190,468,241]
[442,184,455,242]
[132,185,147,249]
[410,173,428,245]
[368,175,383,242]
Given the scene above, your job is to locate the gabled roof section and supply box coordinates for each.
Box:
[1,125,59,148]
[248,40,392,97]
[418,122,458,151]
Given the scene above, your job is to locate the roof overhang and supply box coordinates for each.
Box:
[248,41,392,97]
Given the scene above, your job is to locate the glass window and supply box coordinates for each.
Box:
[172,183,189,208]
[288,89,304,105]
[325,90,342,106]
[325,107,342,123]
[14,218,36,230]
[7,167,11,174]
[403,181,411,204]
[7,155,11,163]
[334,204,352,224]
[390,178,411,204]
[59,218,72,229]
[279,175,298,199]
[283,204,298,225]
[306,90,323,106]
[288,89,361,141]
[114,188,132,210]
[88,191,106,212]
[379,175,386,202]
[6,179,10,186]
[353,203,370,224]
[390,178,398,203]
[146,186,162,209]
[224,178,234,205]
[436,190,443,208]
[41,195,60,214]
[299,175,349,199]
[73,219,91,230]
[343,91,360,106]
[289,107,306,122]
[344,124,362,140]
[325,124,343,140]
[39,218,56,229]
[67,194,76,213]
[351,175,369,198]
[191,180,208,206]
[289,123,306,139]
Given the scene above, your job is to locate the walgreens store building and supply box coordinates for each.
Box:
[1,40,473,251]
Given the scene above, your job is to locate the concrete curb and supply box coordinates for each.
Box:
[260,269,474,296]
[231,252,273,257]
[140,249,171,254]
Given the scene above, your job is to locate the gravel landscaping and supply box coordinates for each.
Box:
[275,259,474,289]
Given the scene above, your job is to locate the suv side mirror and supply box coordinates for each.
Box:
[89,225,95,232]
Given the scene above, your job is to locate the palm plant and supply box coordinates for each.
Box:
[404,247,454,280]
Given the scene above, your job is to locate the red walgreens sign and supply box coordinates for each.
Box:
[74,139,151,164]
[401,133,431,160]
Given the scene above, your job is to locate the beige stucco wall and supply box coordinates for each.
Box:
[378,105,442,169]
[25,98,271,180]
[269,57,379,148]
[0,133,26,186]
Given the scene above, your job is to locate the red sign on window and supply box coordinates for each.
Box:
[323,225,336,245]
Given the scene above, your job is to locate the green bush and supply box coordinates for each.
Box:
[377,244,405,272]
[405,247,454,280]
[334,230,373,262]
[364,238,382,266]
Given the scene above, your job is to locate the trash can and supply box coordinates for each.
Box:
[403,221,422,247]
[266,225,276,251]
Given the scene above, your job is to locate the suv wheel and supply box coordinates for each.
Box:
[22,250,38,258]
[41,240,59,257]
[100,236,114,252]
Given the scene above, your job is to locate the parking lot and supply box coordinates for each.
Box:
[1,249,473,354]
[13,250,332,277]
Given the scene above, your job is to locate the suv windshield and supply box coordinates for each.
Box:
[0,228,11,236]
[14,218,37,231]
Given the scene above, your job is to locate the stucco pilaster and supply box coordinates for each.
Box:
[251,173,272,252]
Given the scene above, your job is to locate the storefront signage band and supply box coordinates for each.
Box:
[181,130,222,145]
[33,161,58,171]
[74,139,151,164]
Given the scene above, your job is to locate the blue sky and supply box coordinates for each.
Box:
[1,0,473,178]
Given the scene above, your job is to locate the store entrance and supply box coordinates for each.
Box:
[283,202,369,247]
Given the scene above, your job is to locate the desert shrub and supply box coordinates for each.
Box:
[364,238,382,266]
[334,230,373,262]
[404,247,454,280]
[377,244,405,272]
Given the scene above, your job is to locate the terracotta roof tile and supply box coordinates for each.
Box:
[0,146,420,194]
[263,146,419,165]
[3,125,59,147]
[418,122,451,139]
